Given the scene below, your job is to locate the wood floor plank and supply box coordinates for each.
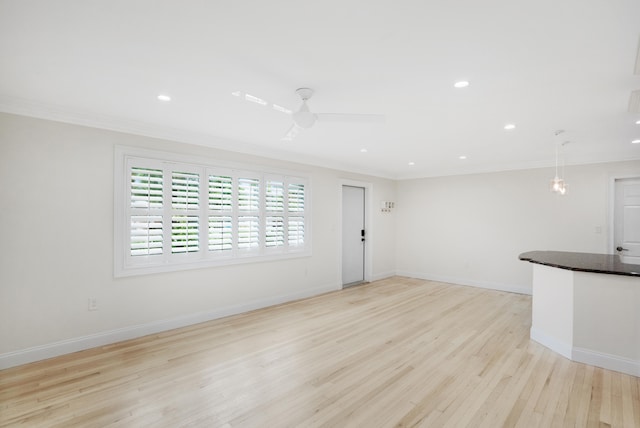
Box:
[1,277,638,427]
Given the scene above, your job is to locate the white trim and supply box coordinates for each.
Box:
[2,99,638,180]
[370,270,397,282]
[530,327,573,360]
[339,179,374,286]
[572,346,640,377]
[531,328,640,376]
[115,145,312,182]
[396,270,532,295]
[0,282,338,370]
[0,97,397,180]
[608,174,640,254]
[114,146,312,277]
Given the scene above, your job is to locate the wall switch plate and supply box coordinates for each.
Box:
[88,297,98,311]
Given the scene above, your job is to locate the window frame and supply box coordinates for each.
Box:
[114,146,311,277]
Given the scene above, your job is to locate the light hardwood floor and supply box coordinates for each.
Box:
[1,277,639,427]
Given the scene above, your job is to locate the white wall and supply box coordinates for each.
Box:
[1,111,636,369]
[395,161,640,294]
[0,113,396,367]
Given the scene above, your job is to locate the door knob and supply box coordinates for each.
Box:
[616,246,629,251]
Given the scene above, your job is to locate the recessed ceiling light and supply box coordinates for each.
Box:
[360,148,368,153]
[636,119,640,125]
[157,94,171,102]
[459,155,467,160]
[632,139,640,144]
[504,124,516,130]
[408,162,415,166]
[454,81,470,88]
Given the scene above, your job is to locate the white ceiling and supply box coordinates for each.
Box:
[1,0,639,179]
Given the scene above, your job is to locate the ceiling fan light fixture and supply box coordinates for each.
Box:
[292,102,317,128]
[550,131,568,195]
[550,176,567,195]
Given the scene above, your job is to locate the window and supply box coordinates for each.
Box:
[115,147,311,276]
[171,171,200,254]
[130,167,164,257]
[265,180,284,248]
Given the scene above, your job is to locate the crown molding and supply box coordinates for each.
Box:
[1,95,638,181]
[0,95,397,180]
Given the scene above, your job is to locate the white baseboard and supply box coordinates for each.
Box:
[370,271,396,282]
[396,270,532,295]
[530,328,640,377]
[0,282,338,370]
[530,327,573,360]
[572,347,640,377]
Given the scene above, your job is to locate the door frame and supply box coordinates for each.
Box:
[339,179,373,286]
[608,174,640,254]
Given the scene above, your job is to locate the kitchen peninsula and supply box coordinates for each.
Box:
[519,251,640,377]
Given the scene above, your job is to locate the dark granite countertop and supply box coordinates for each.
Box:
[519,251,640,277]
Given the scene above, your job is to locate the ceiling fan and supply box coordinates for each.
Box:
[282,88,385,141]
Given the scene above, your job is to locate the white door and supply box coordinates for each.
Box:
[614,178,640,264]
[342,186,365,286]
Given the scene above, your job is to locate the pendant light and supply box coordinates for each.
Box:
[550,130,567,195]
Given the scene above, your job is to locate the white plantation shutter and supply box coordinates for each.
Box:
[265,180,285,248]
[117,149,311,276]
[170,171,201,254]
[288,216,305,246]
[237,177,260,252]
[208,216,232,252]
[238,177,260,212]
[265,180,284,211]
[129,167,164,257]
[131,167,163,209]
[265,216,285,247]
[287,181,306,247]
[208,174,233,254]
[171,216,199,253]
[238,216,259,249]
[131,215,163,256]
[172,172,199,209]
[288,183,305,212]
[209,175,232,211]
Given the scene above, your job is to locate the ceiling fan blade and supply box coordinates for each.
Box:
[316,113,386,123]
[272,103,293,115]
[281,123,302,141]
[629,89,640,113]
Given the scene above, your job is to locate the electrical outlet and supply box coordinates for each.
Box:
[88,297,98,311]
